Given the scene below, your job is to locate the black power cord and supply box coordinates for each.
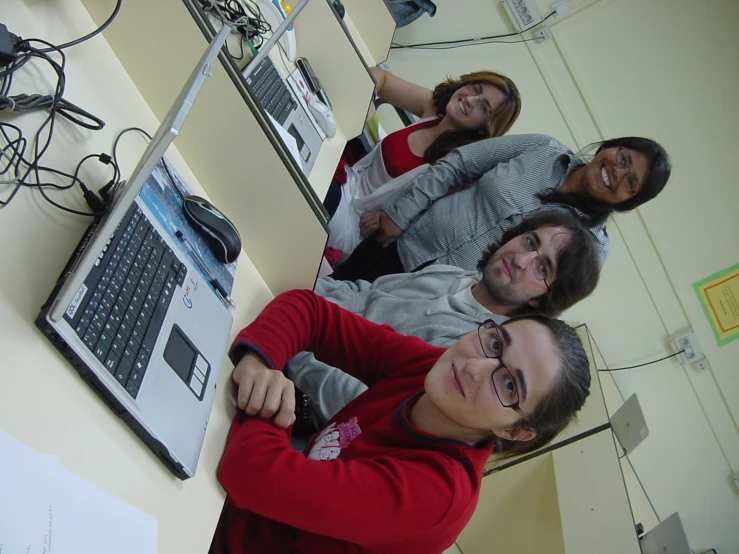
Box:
[197,0,272,54]
[578,324,687,373]
[69,153,118,215]
[0,24,20,64]
[103,126,153,202]
[596,350,685,372]
[109,126,188,206]
[0,29,114,216]
[0,93,105,130]
[111,126,152,182]
[38,0,123,52]
[394,36,542,50]
[391,11,556,50]
[1,38,68,206]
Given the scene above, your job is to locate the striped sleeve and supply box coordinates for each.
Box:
[386,134,555,229]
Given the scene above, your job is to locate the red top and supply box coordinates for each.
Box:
[380,118,440,178]
[212,290,494,554]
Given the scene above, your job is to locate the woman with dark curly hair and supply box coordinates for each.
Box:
[326,67,521,255]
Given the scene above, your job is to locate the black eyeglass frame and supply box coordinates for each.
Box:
[477,319,533,429]
[522,231,551,292]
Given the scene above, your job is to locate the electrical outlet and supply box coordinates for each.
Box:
[669,329,705,365]
[694,359,711,372]
[501,0,544,32]
[551,0,570,17]
[535,27,552,41]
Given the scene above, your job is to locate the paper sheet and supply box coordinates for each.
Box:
[0,429,158,554]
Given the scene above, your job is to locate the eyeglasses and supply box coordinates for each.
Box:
[470,83,493,117]
[521,231,550,291]
[616,148,639,196]
[477,320,532,429]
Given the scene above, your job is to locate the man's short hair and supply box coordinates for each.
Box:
[476,210,601,317]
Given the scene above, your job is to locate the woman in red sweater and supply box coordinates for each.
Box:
[212,290,590,554]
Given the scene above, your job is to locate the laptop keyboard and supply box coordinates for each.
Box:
[65,203,186,399]
[246,55,298,126]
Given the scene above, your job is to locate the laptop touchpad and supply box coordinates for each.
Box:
[163,324,210,400]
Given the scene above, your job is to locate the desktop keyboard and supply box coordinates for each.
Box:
[245,55,298,126]
[65,204,186,399]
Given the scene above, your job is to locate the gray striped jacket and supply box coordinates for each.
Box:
[385,134,609,271]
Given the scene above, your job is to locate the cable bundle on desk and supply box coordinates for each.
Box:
[197,0,273,56]
[0,2,122,217]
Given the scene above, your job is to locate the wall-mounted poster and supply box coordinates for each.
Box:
[694,262,739,346]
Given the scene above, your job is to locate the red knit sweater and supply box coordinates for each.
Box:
[212,290,493,554]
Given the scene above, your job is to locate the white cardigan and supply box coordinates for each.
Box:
[326,118,438,254]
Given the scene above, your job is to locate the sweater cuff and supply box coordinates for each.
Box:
[229,340,275,369]
[385,203,413,230]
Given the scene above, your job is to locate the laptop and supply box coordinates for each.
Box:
[35,25,234,480]
[639,512,691,554]
[244,54,322,174]
[610,393,650,455]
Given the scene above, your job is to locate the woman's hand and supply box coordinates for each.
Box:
[359,211,403,247]
[376,212,403,247]
[232,352,296,428]
[359,210,383,238]
[359,211,403,248]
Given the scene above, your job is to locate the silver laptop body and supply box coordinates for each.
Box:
[610,393,650,455]
[36,25,233,479]
[639,512,691,554]
[243,54,322,174]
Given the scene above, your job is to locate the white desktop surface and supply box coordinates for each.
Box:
[1,3,275,552]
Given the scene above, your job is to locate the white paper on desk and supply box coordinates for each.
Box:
[0,429,158,554]
[286,68,327,140]
[266,111,306,173]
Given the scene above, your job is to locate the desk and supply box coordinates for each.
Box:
[81,0,393,294]
[1,1,392,552]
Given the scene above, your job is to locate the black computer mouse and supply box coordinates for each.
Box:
[332,0,345,18]
[183,195,241,264]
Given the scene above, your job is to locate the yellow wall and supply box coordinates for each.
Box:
[389,1,739,552]
[458,455,566,554]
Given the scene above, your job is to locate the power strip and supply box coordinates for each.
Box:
[500,0,544,32]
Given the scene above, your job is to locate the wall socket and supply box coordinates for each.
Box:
[551,0,570,17]
[535,27,553,41]
[669,329,705,365]
[695,359,711,372]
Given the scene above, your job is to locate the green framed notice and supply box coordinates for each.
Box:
[693,262,739,346]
